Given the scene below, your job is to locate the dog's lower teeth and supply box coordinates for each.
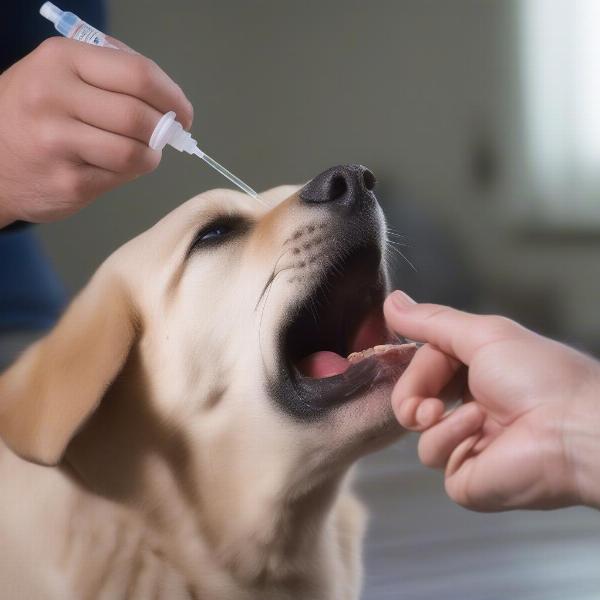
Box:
[374,344,395,354]
[347,343,416,364]
[348,346,385,362]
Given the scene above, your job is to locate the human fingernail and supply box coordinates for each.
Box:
[391,290,416,309]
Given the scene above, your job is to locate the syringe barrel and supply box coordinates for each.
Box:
[40,2,113,48]
[54,11,77,36]
[60,13,110,46]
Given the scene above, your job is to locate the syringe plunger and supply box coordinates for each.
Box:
[40,2,62,24]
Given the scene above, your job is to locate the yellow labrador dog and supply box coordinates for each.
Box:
[0,165,415,599]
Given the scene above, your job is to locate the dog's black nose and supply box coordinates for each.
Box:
[299,165,376,209]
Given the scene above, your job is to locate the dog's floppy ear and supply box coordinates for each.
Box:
[0,266,137,466]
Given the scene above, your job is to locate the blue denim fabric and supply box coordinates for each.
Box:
[0,228,67,331]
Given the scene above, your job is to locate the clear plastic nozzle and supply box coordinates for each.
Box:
[192,150,261,200]
[149,111,262,202]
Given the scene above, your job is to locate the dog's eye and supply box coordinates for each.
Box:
[200,224,231,241]
[188,216,249,255]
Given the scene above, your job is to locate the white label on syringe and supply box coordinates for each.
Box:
[70,22,108,46]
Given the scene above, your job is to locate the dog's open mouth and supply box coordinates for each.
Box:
[279,243,417,413]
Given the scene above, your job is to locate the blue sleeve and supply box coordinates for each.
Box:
[0,0,108,332]
[0,228,67,331]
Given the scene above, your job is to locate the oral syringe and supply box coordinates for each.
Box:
[39,2,261,201]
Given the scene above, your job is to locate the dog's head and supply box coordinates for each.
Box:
[0,165,415,492]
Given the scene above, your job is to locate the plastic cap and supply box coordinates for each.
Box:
[149,111,198,154]
[40,2,63,24]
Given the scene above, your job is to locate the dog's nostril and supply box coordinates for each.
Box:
[363,169,376,191]
[329,175,348,202]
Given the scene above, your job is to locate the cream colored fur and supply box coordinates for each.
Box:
[0,185,402,599]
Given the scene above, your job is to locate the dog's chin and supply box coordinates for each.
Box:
[328,379,406,458]
[312,374,409,475]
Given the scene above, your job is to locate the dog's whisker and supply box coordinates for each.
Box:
[385,227,409,240]
[254,248,292,312]
[257,248,302,374]
[386,246,407,270]
[257,263,295,330]
[257,247,296,373]
[386,231,409,240]
[385,238,411,249]
[386,243,417,273]
[258,271,279,373]
[382,253,392,277]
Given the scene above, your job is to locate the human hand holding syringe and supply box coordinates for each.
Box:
[40,2,260,201]
[0,18,192,226]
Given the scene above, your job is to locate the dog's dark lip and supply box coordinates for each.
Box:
[288,358,383,410]
[283,341,418,411]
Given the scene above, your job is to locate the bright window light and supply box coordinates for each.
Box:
[522,0,600,223]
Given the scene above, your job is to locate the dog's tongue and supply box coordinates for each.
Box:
[297,312,390,379]
[297,344,417,379]
[298,351,350,378]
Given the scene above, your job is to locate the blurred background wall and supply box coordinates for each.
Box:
[37,0,600,356]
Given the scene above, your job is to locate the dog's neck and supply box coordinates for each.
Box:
[64,348,354,595]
